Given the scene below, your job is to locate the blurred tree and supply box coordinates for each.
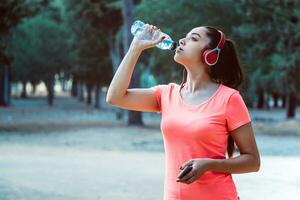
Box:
[122,0,147,126]
[0,0,42,106]
[7,2,72,106]
[233,0,300,118]
[135,0,299,118]
[63,0,122,109]
[135,0,243,84]
[3,0,299,119]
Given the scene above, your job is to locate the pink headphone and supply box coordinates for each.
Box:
[201,30,226,66]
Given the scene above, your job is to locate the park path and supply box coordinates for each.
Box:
[1,96,300,199]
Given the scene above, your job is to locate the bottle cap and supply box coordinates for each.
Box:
[170,41,177,51]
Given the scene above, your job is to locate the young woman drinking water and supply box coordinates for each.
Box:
[106,23,260,200]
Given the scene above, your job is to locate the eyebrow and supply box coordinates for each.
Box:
[186,32,201,38]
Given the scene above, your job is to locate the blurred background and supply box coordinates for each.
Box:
[0,0,300,199]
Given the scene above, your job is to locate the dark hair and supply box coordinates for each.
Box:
[179,26,246,158]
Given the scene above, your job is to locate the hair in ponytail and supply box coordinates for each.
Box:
[204,26,244,90]
[179,26,246,158]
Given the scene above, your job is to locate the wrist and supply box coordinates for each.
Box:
[205,158,220,171]
[128,45,143,55]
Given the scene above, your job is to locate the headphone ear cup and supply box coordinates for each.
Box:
[203,49,219,66]
[201,49,211,65]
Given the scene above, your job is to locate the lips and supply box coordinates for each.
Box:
[176,46,184,52]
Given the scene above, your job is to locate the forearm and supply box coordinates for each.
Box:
[207,154,260,174]
[106,46,142,103]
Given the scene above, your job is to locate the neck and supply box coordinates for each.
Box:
[183,64,215,93]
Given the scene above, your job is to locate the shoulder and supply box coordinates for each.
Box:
[153,82,181,98]
[220,84,244,101]
[220,85,248,111]
[150,82,175,95]
[220,84,239,96]
[153,82,179,90]
[169,82,179,89]
[169,82,183,94]
[216,84,244,108]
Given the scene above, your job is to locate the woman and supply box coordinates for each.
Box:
[106,24,261,200]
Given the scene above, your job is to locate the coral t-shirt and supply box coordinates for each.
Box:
[150,82,251,200]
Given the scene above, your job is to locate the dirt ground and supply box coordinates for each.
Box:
[0,96,300,200]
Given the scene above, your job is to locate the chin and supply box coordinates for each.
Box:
[174,54,185,65]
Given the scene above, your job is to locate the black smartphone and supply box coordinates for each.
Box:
[177,165,193,180]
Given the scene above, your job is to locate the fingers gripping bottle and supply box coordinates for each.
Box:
[130,20,177,51]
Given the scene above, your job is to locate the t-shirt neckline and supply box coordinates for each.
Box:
[178,83,223,109]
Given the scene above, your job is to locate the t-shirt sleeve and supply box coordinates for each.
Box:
[150,84,168,113]
[225,92,251,132]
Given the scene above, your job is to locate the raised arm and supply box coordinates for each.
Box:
[106,24,166,112]
[106,46,142,104]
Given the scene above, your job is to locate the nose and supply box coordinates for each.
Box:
[179,38,185,46]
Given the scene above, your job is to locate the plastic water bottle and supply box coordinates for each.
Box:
[130,20,177,51]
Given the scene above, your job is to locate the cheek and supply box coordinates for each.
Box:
[186,47,201,61]
[173,46,203,64]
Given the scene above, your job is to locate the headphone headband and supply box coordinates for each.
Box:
[216,30,226,50]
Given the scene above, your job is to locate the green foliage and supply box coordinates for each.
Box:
[7,4,71,83]
[4,0,300,107]
[233,0,300,99]
[135,0,243,83]
[135,0,300,106]
[63,0,122,85]
[7,0,122,86]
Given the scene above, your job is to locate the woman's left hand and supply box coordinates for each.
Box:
[177,158,213,184]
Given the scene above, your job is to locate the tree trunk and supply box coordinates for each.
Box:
[272,92,279,108]
[94,83,101,109]
[287,92,297,118]
[257,90,265,109]
[86,84,92,105]
[281,94,286,108]
[122,0,144,126]
[78,81,84,102]
[45,77,55,107]
[108,30,122,74]
[122,0,134,54]
[21,81,28,98]
[61,79,67,92]
[108,28,124,119]
[31,83,36,95]
[71,75,78,97]
[265,93,270,110]
[0,64,10,106]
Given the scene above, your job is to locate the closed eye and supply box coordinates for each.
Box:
[192,37,197,41]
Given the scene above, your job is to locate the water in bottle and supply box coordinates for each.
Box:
[130,20,177,51]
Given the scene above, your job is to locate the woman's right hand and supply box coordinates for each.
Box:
[129,24,167,52]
